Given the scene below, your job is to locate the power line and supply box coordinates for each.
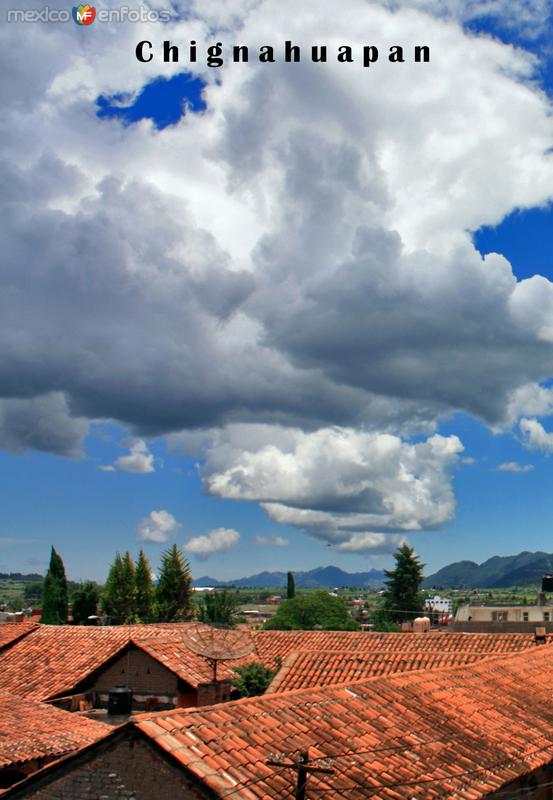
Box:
[304,740,553,799]
[221,733,553,799]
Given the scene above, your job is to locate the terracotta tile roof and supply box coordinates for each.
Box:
[0,691,107,769]
[251,629,549,666]
[265,649,496,692]
[0,625,547,704]
[0,623,252,700]
[0,622,37,651]
[135,645,553,799]
[136,639,253,688]
[0,627,135,701]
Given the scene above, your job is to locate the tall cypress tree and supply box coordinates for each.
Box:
[383,544,425,623]
[135,549,154,622]
[286,571,296,599]
[155,545,193,622]
[41,546,68,625]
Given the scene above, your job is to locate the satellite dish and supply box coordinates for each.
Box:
[186,623,254,680]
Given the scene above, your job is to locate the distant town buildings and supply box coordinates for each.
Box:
[453,602,553,632]
[424,594,453,615]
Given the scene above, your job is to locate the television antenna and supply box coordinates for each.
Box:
[186,623,254,680]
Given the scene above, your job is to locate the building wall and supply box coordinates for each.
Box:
[92,647,198,710]
[196,681,232,706]
[488,763,553,799]
[94,648,178,695]
[451,621,553,633]
[8,736,213,800]
[456,605,553,623]
[424,596,453,614]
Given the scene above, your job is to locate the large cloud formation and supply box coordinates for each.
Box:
[3,0,553,551]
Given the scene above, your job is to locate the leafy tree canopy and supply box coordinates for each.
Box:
[197,589,239,627]
[230,660,281,697]
[72,581,100,625]
[263,590,359,631]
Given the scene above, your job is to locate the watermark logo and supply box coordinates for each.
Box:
[7,5,173,23]
[73,4,95,24]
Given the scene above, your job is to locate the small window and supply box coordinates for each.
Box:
[544,612,550,622]
[523,612,529,622]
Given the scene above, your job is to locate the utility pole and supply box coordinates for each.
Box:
[267,749,334,799]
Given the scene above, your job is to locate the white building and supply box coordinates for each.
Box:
[424,595,453,615]
[455,604,553,624]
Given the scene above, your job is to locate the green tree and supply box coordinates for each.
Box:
[155,545,193,622]
[368,607,401,632]
[72,581,100,624]
[197,589,239,627]
[121,552,137,622]
[383,544,425,623]
[102,552,137,624]
[135,549,154,622]
[41,546,68,625]
[102,553,124,623]
[23,581,43,605]
[263,590,359,631]
[230,660,281,697]
[286,571,296,600]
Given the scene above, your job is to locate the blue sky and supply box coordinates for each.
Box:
[3,2,553,583]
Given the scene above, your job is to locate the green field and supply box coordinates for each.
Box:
[0,580,26,609]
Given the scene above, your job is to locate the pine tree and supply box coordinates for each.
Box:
[155,545,193,622]
[72,581,99,625]
[383,544,425,623]
[41,546,68,625]
[120,551,137,623]
[135,549,154,622]
[286,571,295,599]
[102,552,137,624]
[102,553,124,624]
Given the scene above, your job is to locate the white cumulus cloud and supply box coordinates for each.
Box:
[184,527,240,559]
[115,440,155,473]
[99,439,156,474]
[137,510,180,543]
[197,424,463,552]
[520,418,553,453]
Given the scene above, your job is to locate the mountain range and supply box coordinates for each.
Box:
[423,550,553,589]
[192,565,387,590]
[194,551,553,590]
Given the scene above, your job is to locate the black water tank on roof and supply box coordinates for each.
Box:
[107,685,132,715]
[542,575,553,593]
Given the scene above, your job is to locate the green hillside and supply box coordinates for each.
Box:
[424,551,553,588]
